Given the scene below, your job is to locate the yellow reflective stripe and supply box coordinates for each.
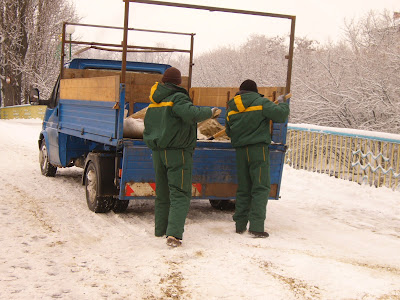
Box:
[246,147,250,162]
[149,82,159,103]
[245,105,263,112]
[148,102,174,108]
[181,150,185,189]
[227,105,263,118]
[263,146,266,161]
[234,95,245,112]
[227,110,237,117]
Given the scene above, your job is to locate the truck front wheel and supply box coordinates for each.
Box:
[85,161,114,213]
[39,139,57,177]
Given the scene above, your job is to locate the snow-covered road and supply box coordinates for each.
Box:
[1,119,399,299]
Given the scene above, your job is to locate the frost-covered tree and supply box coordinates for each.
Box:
[343,10,400,133]
[292,10,400,134]
[0,0,76,106]
[291,39,360,127]
[192,34,287,87]
[189,10,399,134]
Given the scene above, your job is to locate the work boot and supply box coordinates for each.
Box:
[166,236,182,247]
[249,230,269,238]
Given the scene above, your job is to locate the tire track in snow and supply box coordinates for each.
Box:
[250,244,400,277]
[4,182,57,234]
[260,260,322,300]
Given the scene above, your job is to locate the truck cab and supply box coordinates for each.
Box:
[33,58,172,171]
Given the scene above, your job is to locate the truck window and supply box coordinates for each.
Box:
[48,77,60,109]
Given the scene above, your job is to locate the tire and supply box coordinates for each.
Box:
[39,139,57,177]
[85,161,114,213]
[209,199,235,211]
[112,199,129,213]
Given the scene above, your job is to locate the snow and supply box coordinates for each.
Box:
[1,118,400,300]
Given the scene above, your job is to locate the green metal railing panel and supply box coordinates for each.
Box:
[0,105,46,119]
[286,125,400,191]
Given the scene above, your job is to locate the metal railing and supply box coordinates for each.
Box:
[285,124,400,191]
[0,104,46,119]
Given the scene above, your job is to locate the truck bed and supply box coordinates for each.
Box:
[57,75,288,200]
[120,139,286,200]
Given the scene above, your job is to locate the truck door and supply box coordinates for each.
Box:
[45,78,62,166]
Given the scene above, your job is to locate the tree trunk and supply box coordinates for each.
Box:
[1,78,18,106]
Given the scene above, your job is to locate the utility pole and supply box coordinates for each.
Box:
[0,34,3,107]
[0,79,2,108]
[66,25,75,61]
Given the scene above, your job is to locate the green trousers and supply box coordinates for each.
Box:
[152,149,193,239]
[233,144,270,232]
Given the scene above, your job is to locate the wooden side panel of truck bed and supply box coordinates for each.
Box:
[60,75,120,102]
[190,87,286,107]
[63,68,189,115]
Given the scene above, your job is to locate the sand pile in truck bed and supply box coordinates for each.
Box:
[197,119,228,140]
[123,106,228,141]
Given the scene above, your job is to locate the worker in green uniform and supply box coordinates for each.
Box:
[225,79,290,238]
[144,67,219,247]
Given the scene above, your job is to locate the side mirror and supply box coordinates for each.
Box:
[29,88,40,105]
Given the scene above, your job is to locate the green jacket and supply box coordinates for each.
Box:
[225,91,290,148]
[144,82,212,150]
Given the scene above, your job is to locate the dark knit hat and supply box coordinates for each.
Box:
[239,79,258,93]
[162,67,182,85]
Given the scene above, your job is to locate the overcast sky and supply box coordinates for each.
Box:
[70,0,400,54]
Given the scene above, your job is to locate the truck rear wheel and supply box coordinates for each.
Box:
[209,199,235,210]
[85,161,114,213]
[39,139,57,177]
[112,199,129,213]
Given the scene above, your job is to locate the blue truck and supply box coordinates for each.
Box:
[30,1,295,213]
[30,57,289,213]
